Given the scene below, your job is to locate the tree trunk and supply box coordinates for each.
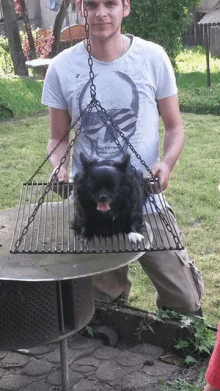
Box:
[19,0,37,60]
[1,0,28,76]
[51,0,71,57]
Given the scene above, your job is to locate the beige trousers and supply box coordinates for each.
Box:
[92,206,204,314]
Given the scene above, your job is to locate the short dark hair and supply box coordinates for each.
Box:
[83,0,126,4]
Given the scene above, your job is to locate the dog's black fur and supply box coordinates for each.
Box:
[72,153,147,242]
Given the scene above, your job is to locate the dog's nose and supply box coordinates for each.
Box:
[99,195,107,202]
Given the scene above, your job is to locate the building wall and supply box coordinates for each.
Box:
[197,0,219,12]
[24,0,84,30]
[35,0,83,30]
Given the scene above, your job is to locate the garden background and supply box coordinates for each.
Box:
[0,1,220,388]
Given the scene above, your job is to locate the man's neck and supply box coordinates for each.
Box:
[85,33,130,62]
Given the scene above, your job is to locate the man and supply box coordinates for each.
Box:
[42,0,204,315]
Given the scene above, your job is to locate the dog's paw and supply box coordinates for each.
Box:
[128,232,145,244]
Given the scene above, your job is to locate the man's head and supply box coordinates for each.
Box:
[76,0,130,18]
[76,0,130,43]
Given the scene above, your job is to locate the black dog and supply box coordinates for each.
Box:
[72,153,147,243]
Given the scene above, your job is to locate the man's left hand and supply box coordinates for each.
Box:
[150,161,171,191]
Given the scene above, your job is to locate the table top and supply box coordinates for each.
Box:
[25,59,52,69]
[0,207,144,281]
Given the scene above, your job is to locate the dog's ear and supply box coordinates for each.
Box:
[80,152,95,170]
[114,154,130,172]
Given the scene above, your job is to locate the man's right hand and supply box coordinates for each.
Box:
[49,165,68,183]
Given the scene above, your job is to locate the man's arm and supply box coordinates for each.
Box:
[151,94,184,190]
[47,107,71,182]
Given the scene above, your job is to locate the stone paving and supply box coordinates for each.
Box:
[0,333,179,391]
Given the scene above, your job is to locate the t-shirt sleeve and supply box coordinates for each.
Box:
[155,49,178,100]
[41,62,68,110]
[205,325,220,389]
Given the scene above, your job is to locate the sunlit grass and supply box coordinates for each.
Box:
[176,45,220,73]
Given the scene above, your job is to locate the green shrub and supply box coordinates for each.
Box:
[123,0,200,64]
[0,37,14,75]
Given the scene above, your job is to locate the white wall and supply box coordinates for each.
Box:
[197,0,219,12]
[39,0,83,29]
[25,0,84,30]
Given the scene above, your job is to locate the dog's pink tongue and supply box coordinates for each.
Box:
[97,202,111,212]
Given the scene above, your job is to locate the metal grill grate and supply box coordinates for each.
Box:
[10,182,184,254]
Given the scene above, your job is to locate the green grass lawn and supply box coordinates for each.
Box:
[0,113,219,328]
[0,77,46,119]
[1,46,220,119]
[176,46,220,114]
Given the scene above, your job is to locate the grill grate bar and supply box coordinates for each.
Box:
[10,182,184,254]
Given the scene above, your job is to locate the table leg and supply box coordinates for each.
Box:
[60,337,70,391]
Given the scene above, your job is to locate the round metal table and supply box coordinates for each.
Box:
[0,206,145,390]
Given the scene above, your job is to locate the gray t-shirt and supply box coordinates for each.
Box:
[42,35,177,182]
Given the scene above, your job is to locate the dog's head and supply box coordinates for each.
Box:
[79,153,130,213]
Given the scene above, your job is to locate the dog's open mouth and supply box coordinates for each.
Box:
[97,202,111,212]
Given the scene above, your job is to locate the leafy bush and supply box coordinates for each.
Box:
[22,29,54,60]
[0,37,14,75]
[123,0,199,63]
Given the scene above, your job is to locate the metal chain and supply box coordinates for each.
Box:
[83,1,96,101]
[14,1,182,250]
[14,102,95,252]
[93,100,182,248]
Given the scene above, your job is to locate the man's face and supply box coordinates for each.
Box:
[76,0,130,41]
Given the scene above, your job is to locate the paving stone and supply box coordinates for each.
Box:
[22,358,53,376]
[122,372,156,390]
[67,348,95,365]
[71,379,99,391]
[93,346,120,360]
[96,361,126,382]
[71,364,97,374]
[72,356,100,369]
[46,369,62,386]
[0,369,5,379]
[47,369,83,391]
[128,343,164,359]
[46,349,61,363]
[21,380,55,391]
[70,370,84,385]
[27,346,53,356]
[0,374,31,390]
[0,352,29,369]
[116,351,147,367]
[71,356,100,374]
[142,361,177,380]
[69,335,102,351]
[0,352,8,360]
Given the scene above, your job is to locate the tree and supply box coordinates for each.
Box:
[51,0,71,57]
[1,0,28,76]
[17,0,37,60]
[123,0,200,64]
